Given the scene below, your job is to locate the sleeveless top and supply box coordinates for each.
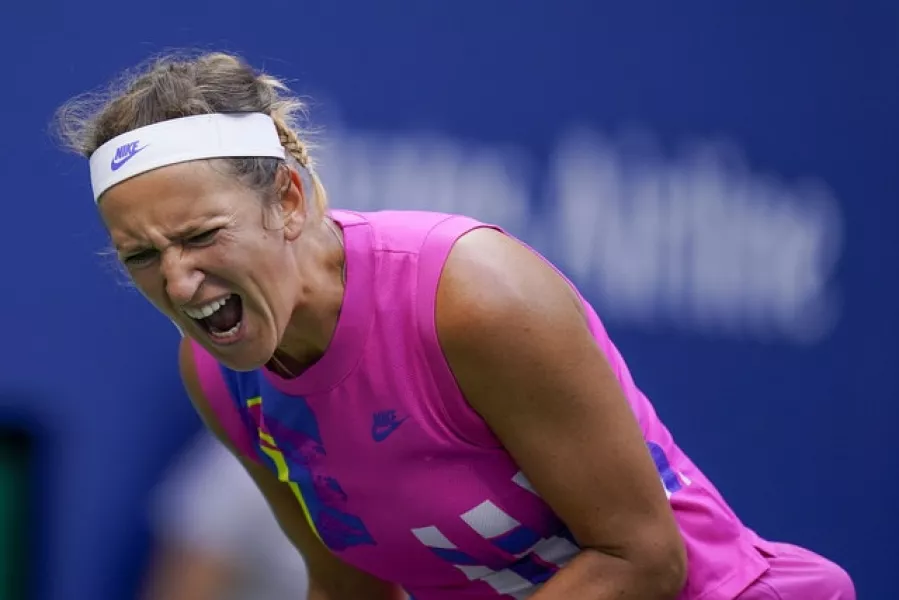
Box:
[190,209,773,599]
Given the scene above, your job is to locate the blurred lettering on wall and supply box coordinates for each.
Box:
[319,122,843,344]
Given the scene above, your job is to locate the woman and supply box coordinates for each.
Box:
[56,51,854,600]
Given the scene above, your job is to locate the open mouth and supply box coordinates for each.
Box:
[183,294,244,342]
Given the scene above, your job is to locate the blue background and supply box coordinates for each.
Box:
[1,1,896,598]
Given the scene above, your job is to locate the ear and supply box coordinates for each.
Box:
[279,167,307,241]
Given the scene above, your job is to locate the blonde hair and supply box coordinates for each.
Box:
[54,50,328,214]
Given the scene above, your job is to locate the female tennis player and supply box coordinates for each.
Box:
[57,51,854,600]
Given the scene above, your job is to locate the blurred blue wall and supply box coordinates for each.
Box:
[0,1,896,598]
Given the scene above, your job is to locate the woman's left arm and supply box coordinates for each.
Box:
[435,228,688,600]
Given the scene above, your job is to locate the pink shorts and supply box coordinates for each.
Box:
[735,541,855,600]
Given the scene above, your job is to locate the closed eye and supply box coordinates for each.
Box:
[122,249,158,268]
[119,228,221,268]
[186,228,221,247]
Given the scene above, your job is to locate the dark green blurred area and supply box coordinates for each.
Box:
[0,430,30,600]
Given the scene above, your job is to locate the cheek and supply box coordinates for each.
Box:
[219,236,282,277]
[128,270,173,313]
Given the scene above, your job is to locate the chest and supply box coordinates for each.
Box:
[238,377,579,597]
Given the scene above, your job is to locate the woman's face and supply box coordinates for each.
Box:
[98,160,307,371]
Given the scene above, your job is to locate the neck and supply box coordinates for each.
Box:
[271,217,345,377]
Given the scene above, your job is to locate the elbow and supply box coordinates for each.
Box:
[579,539,688,600]
[648,557,688,599]
[633,537,688,599]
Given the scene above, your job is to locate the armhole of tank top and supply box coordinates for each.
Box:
[416,216,503,449]
[188,339,262,465]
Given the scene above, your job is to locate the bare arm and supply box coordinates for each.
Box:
[179,338,405,600]
[436,229,688,600]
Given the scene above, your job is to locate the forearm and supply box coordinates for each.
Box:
[529,549,685,600]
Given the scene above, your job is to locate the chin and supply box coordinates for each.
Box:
[217,356,265,372]
[217,348,272,373]
[190,315,277,372]
[191,336,269,373]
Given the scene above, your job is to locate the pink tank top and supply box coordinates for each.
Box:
[190,209,772,599]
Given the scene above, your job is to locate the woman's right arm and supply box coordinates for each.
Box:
[178,338,404,600]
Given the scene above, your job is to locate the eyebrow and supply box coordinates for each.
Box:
[114,222,218,255]
[169,223,208,240]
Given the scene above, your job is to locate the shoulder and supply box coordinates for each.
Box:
[435,227,584,349]
[178,338,260,462]
[178,337,204,401]
[178,338,230,439]
[337,209,484,254]
[179,337,232,410]
[433,226,601,427]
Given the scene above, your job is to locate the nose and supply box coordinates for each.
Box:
[160,247,204,306]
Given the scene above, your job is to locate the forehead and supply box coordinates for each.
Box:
[98,161,247,236]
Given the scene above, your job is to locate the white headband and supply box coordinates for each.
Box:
[88,112,286,202]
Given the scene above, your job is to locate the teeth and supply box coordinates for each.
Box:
[183,294,231,320]
[209,321,241,339]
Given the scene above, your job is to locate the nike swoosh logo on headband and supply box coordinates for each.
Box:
[110,141,148,171]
